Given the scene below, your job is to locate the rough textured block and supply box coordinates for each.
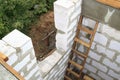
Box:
[38,60,53,78]
[14,54,30,72]
[2,29,35,58]
[94,33,108,46]
[27,58,37,71]
[56,37,74,52]
[88,51,101,61]
[54,0,74,32]
[108,70,120,79]
[96,45,106,54]
[68,19,78,31]
[2,29,31,48]
[85,63,97,73]
[105,49,115,59]
[101,24,120,41]
[21,40,33,55]
[38,50,64,78]
[92,60,108,73]
[89,73,102,80]
[56,29,74,42]
[82,17,96,29]
[109,40,120,52]
[25,66,39,80]
[97,45,115,59]
[56,30,75,52]
[44,51,62,66]
[0,40,16,57]
[70,10,81,22]
[103,58,120,72]
[98,71,113,80]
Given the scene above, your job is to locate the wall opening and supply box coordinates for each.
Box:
[28,11,56,61]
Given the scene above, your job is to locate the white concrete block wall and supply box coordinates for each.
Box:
[54,0,120,80]
[37,1,82,79]
[1,0,120,80]
[82,18,120,80]
[37,49,70,80]
[0,29,41,80]
[54,0,82,52]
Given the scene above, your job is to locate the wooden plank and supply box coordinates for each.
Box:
[79,26,93,35]
[0,52,8,62]
[72,49,87,58]
[74,38,90,48]
[64,75,72,80]
[97,0,120,8]
[83,75,94,80]
[67,68,79,77]
[69,60,83,70]
[0,58,24,80]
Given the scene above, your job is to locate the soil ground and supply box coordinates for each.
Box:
[28,11,56,60]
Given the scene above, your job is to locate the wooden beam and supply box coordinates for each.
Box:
[0,52,8,62]
[83,75,94,80]
[0,58,24,80]
[97,0,120,8]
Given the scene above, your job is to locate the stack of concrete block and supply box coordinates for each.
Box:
[38,50,71,80]
[54,0,82,52]
[0,29,41,80]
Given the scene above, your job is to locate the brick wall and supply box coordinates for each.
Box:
[0,0,82,79]
[0,29,73,80]
[82,18,120,80]
[54,0,120,80]
[0,0,120,80]
[38,0,82,80]
[0,29,41,80]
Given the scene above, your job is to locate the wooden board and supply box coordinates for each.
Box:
[83,75,94,80]
[0,58,24,80]
[97,0,120,8]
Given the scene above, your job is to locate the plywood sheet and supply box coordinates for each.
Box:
[97,0,120,8]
